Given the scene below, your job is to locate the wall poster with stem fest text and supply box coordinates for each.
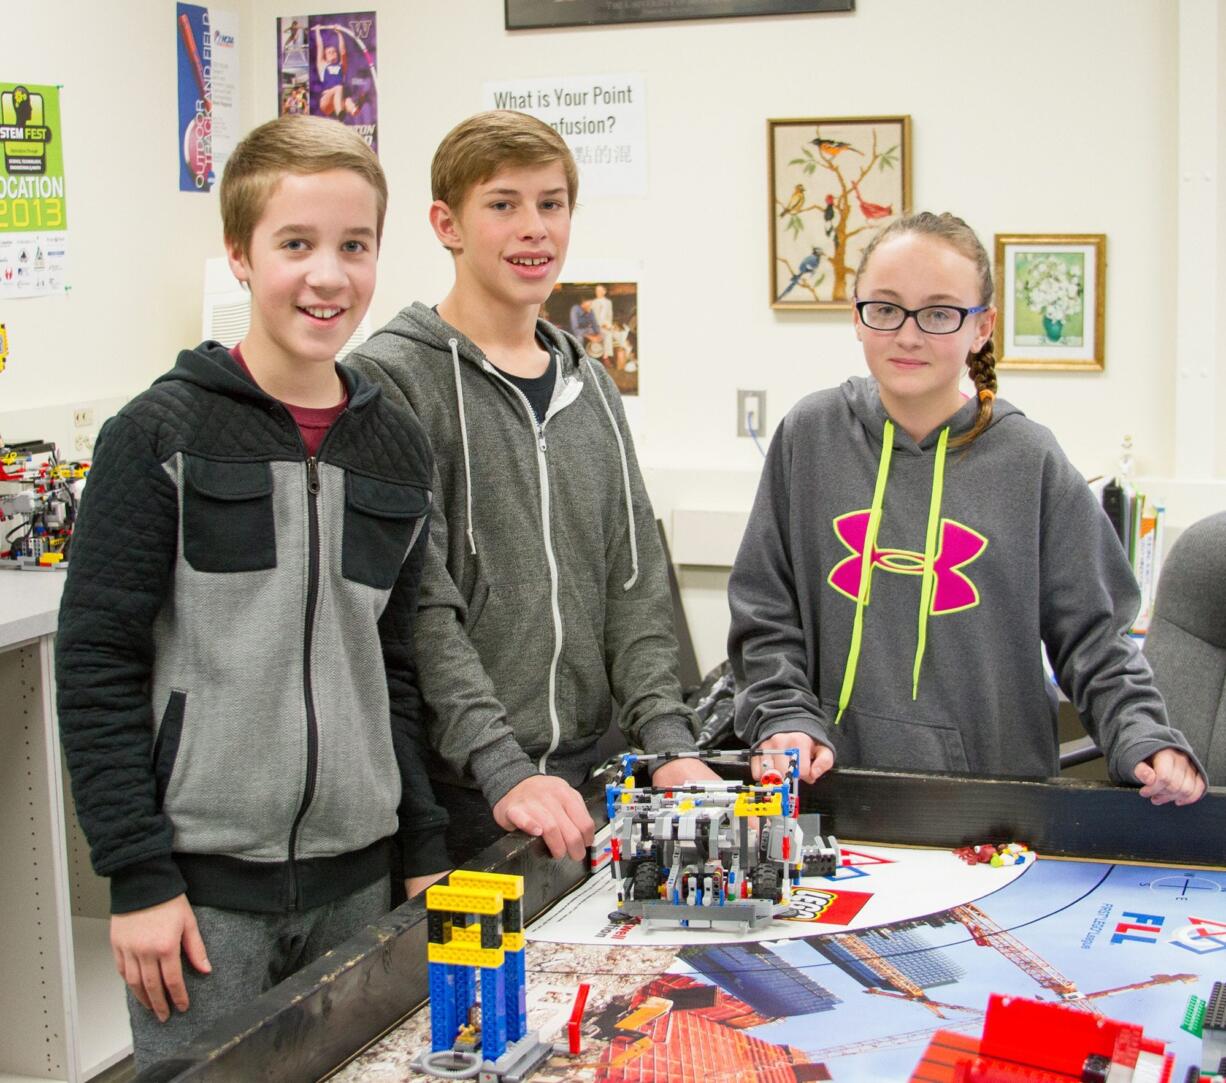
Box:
[0,80,67,298]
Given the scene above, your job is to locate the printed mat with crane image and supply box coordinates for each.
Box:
[334,844,1226,1082]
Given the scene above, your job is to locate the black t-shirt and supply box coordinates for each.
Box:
[492,334,557,425]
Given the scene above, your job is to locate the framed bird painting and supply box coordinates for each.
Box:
[769,115,911,309]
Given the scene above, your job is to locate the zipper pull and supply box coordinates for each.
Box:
[537,427,547,453]
[306,456,320,495]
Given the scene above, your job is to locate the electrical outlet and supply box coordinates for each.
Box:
[72,407,94,428]
[74,432,95,455]
[737,389,766,438]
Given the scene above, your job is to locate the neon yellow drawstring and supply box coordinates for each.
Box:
[913,427,949,698]
[835,419,894,724]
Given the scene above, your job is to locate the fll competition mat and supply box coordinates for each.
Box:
[336,846,1226,1082]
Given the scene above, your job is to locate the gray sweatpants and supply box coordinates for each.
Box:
[128,876,390,1073]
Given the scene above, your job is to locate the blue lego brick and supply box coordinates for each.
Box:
[429,962,458,1053]
[458,963,476,1018]
[481,964,508,1060]
[505,948,527,1042]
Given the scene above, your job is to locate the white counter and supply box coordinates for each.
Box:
[0,569,65,648]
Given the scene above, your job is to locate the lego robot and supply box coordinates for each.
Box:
[603,748,838,931]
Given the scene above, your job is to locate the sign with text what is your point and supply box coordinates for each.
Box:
[482,74,646,197]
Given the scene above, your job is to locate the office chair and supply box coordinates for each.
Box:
[1143,511,1226,785]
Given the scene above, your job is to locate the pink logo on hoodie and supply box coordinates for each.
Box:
[829,511,988,614]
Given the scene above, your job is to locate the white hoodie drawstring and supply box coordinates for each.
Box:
[583,357,639,590]
[449,338,477,556]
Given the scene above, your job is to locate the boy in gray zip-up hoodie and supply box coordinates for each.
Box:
[349,111,713,865]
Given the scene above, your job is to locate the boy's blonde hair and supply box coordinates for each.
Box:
[431,111,579,212]
[221,115,388,257]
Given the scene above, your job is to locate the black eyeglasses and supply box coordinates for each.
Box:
[855,299,988,335]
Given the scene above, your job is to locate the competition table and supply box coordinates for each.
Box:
[136,769,1226,1082]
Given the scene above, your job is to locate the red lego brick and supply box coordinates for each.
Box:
[909,1029,982,1082]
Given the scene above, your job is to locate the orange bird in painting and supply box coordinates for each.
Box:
[810,136,861,157]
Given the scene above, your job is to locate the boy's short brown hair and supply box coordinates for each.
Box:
[431,110,579,212]
[221,115,388,257]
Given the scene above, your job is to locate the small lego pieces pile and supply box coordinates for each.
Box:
[953,842,1031,868]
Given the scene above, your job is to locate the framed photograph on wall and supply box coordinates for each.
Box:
[506,0,853,31]
[769,115,911,309]
[994,234,1106,371]
[541,280,639,395]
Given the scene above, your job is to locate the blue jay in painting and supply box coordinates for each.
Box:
[780,247,823,299]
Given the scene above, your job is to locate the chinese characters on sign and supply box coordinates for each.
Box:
[483,74,647,198]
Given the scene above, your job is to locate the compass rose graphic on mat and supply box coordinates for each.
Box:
[1140,874,1223,901]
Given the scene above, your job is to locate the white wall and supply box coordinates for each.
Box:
[2,0,1224,670]
[239,0,1201,481]
[1219,0,1226,477]
[0,1,260,454]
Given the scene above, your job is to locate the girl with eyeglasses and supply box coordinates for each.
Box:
[729,212,1204,806]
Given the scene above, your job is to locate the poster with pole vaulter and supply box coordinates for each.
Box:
[277,13,378,154]
[0,81,67,298]
[176,4,239,193]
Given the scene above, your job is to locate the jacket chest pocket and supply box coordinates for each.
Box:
[343,473,431,590]
[183,458,276,573]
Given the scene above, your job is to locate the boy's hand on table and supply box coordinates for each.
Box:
[1134,748,1206,806]
[110,894,211,1022]
[753,732,835,784]
[406,870,451,898]
[649,757,723,789]
[493,775,595,862]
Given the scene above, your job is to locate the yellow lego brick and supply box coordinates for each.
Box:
[425,885,505,915]
[678,799,694,811]
[452,925,485,946]
[449,870,524,901]
[733,793,783,817]
[450,926,520,951]
[428,942,505,968]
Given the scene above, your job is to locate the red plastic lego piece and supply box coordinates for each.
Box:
[910,994,1175,1083]
[567,982,590,1054]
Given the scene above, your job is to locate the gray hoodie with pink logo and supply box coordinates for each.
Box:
[729,375,1201,784]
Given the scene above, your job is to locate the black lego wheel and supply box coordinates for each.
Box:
[632,860,661,902]
[752,863,782,903]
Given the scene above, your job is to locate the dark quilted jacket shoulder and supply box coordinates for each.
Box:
[57,343,448,914]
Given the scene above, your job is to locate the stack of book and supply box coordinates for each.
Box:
[1096,476,1164,636]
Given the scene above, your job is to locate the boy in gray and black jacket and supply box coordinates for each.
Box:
[56,117,448,1070]
[349,111,715,866]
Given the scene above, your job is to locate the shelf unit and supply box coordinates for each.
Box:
[0,577,130,1082]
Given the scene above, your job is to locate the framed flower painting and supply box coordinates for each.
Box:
[994,234,1106,371]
